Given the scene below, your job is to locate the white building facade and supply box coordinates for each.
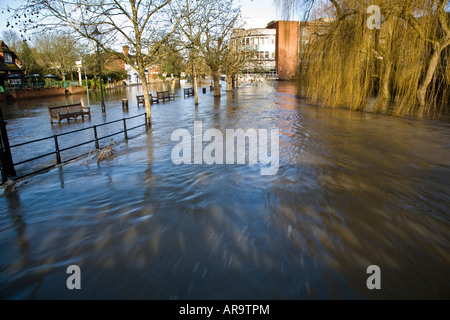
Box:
[231,27,277,76]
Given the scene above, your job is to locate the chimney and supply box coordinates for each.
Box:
[123,46,129,58]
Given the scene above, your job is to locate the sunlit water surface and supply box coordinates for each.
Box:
[0,81,449,299]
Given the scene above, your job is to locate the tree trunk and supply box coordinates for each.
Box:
[376,58,392,113]
[233,74,238,89]
[417,44,443,116]
[212,70,220,97]
[139,69,152,126]
[226,72,233,92]
[194,73,199,105]
[381,61,391,101]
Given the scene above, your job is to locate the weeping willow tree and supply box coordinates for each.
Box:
[278,0,450,118]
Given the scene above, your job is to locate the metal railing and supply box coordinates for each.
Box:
[1,113,149,184]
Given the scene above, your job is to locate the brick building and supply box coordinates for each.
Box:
[267,20,330,80]
[122,45,161,85]
[233,20,330,80]
[0,41,23,91]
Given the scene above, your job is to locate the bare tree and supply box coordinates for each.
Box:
[33,33,82,78]
[11,0,179,125]
[176,0,240,98]
[202,0,240,97]
[224,28,259,92]
[174,0,206,104]
[1,30,21,53]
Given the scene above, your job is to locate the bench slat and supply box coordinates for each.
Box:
[184,88,194,97]
[156,91,175,102]
[48,103,90,124]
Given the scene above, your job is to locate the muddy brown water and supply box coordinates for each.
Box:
[0,81,449,299]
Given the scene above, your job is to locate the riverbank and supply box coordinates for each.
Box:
[0,86,86,101]
[0,78,183,102]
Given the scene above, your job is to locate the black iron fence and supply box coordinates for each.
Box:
[1,112,149,185]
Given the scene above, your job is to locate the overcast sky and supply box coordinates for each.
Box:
[0,0,284,37]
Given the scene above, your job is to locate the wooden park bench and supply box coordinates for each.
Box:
[157,91,175,102]
[150,94,158,104]
[137,94,158,107]
[184,88,194,97]
[48,103,91,124]
[137,95,145,107]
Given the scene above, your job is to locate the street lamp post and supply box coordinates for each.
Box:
[93,27,106,113]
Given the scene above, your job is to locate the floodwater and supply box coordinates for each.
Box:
[0,81,449,299]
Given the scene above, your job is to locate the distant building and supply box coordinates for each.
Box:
[147,64,161,80]
[122,45,161,85]
[267,20,331,80]
[231,27,277,76]
[232,20,330,80]
[0,41,23,91]
[104,51,126,73]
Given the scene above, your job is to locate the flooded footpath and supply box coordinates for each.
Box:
[0,81,449,299]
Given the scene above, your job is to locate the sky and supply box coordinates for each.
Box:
[239,0,282,28]
[0,0,284,37]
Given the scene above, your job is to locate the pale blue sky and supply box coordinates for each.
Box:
[0,0,283,36]
[239,0,281,28]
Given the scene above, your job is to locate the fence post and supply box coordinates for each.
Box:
[145,113,149,131]
[0,107,16,181]
[54,135,62,164]
[0,152,7,184]
[123,118,128,140]
[93,125,100,149]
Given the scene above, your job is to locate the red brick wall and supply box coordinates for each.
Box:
[9,87,86,100]
[274,21,299,80]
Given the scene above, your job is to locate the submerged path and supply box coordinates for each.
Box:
[0,82,449,299]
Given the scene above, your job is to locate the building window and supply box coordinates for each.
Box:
[271,38,275,45]
[265,52,269,60]
[4,53,12,63]
[260,37,265,45]
[245,38,250,46]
